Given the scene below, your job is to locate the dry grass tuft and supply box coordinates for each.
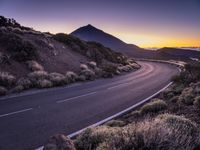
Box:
[27,60,44,71]
[37,79,52,88]
[48,72,68,86]
[17,77,32,90]
[75,114,200,150]
[28,71,48,82]
[140,99,167,115]
[65,71,78,83]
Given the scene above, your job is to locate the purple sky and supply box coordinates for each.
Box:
[0,0,200,47]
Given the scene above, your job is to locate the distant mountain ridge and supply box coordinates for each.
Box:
[71,24,140,53]
[71,24,200,61]
[71,24,158,59]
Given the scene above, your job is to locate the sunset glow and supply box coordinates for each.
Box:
[0,0,199,48]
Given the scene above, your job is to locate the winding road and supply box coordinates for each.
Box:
[0,61,179,150]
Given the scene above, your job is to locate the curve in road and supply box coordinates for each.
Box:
[0,61,179,150]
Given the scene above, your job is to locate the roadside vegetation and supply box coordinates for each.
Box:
[0,16,140,96]
[44,60,200,150]
[0,60,139,96]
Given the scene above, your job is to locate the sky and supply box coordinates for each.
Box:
[0,0,200,48]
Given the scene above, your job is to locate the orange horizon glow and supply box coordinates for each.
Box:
[113,33,200,48]
[25,22,200,49]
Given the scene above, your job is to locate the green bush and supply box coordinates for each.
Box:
[140,99,167,114]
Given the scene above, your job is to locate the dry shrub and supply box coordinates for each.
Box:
[102,64,118,78]
[44,134,76,150]
[17,77,32,89]
[178,87,195,105]
[105,120,126,127]
[76,114,200,150]
[123,110,141,123]
[94,68,103,78]
[77,75,86,81]
[13,85,24,93]
[28,71,48,82]
[88,61,97,69]
[79,69,95,81]
[118,65,133,72]
[158,114,198,137]
[75,126,118,150]
[49,72,68,86]
[140,99,167,115]
[80,64,88,70]
[0,86,7,95]
[0,72,16,88]
[27,60,44,71]
[37,79,52,88]
[65,71,78,83]
[129,63,140,69]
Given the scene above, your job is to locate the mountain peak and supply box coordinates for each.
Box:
[85,24,94,28]
[71,24,140,53]
[78,24,99,32]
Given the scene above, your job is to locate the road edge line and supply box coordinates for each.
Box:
[35,81,172,150]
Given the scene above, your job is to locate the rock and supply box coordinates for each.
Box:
[43,134,76,150]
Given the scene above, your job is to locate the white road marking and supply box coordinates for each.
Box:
[56,92,97,103]
[67,82,173,138]
[36,82,173,150]
[0,108,33,118]
[107,82,131,90]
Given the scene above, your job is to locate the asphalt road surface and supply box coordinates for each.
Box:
[0,61,179,150]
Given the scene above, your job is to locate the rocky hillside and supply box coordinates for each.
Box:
[0,16,139,96]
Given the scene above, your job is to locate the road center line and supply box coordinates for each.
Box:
[56,92,97,103]
[107,82,131,90]
[0,108,33,118]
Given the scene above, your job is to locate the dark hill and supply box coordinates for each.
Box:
[71,25,200,61]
